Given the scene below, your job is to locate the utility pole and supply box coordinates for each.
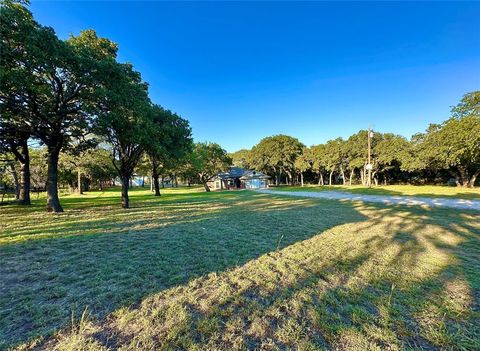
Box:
[366,127,373,188]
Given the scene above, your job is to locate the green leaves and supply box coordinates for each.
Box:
[188,142,231,182]
[250,135,304,174]
[414,92,480,185]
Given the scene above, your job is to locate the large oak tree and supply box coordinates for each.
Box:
[1,1,117,211]
[250,135,304,185]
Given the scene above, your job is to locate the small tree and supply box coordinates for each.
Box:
[372,133,411,185]
[322,138,344,185]
[0,122,31,204]
[294,147,312,187]
[147,105,192,196]
[95,62,152,208]
[309,144,326,185]
[188,142,231,192]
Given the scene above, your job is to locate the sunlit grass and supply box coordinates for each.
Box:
[1,187,479,350]
[275,184,480,199]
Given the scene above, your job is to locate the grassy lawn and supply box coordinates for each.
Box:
[1,187,479,350]
[274,184,480,200]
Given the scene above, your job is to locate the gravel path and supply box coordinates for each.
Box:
[256,189,480,211]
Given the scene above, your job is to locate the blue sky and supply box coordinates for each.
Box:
[31,1,480,152]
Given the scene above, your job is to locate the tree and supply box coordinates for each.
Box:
[416,92,480,187]
[250,135,304,185]
[1,1,118,211]
[0,122,31,204]
[372,133,411,185]
[95,62,152,208]
[310,144,327,185]
[322,138,344,185]
[29,147,47,190]
[294,147,312,187]
[147,105,192,196]
[0,2,34,204]
[230,149,251,168]
[0,140,19,199]
[81,147,117,190]
[344,130,380,186]
[188,142,231,192]
[134,154,151,188]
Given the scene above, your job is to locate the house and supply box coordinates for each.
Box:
[208,167,270,190]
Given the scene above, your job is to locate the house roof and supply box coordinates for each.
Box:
[215,167,270,180]
[240,170,270,179]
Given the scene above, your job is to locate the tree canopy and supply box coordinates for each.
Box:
[249,135,304,185]
[187,142,231,192]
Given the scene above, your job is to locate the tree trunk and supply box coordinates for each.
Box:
[9,163,19,200]
[174,173,178,188]
[468,169,480,188]
[300,173,304,187]
[153,174,161,196]
[77,168,83,194]
[203,182,211,192]
[349,170,353,186]
[318,173,324,186]
[457,167,470,187]
[142,176,145,187]
[46,145,63,213]
[372,171,378,186]
[10,138,31,205]
[329,171,333,185]
[286,171,293,185]
[340,166,346,185]
[121,175,129,208]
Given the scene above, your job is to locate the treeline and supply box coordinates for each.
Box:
[0,1,203,212]
[231,91,480,188]
[0,141,232,199]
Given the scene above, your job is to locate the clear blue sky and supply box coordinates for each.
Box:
[31,1,480,152]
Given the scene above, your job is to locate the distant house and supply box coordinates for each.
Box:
[208,167,270,190]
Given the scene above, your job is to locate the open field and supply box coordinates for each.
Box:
[275,184,480,200]
[1,187,479,350]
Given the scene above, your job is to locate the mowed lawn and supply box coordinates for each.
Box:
[0,187,479,350]
[275,184,480,200]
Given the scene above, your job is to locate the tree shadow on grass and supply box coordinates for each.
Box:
[0,191,366,349]
[43,200,479,350]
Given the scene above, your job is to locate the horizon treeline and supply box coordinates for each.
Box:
[230,91,480,188]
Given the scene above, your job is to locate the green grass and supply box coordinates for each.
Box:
[0,187,479,350]
[274,184,480,199]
